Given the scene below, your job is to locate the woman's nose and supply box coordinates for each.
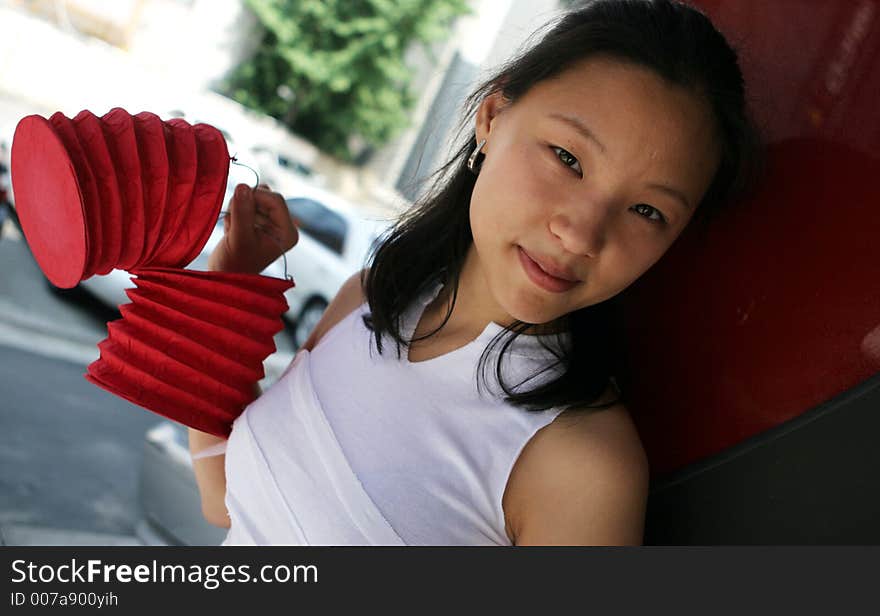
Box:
[548,204,609,258]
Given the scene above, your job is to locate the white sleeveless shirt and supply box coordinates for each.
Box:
[222,278,572,545]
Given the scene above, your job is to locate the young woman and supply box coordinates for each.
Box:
[190,0,761,545]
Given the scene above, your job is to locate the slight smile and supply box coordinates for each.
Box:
[517,246,579,293]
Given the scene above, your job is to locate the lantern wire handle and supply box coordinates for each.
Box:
[215,155,293,283]
[229,154,260,188]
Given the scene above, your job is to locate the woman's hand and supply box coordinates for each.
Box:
[207,183,299,274]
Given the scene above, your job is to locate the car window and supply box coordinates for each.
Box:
[286,197,347,255]
[278,155,313,177]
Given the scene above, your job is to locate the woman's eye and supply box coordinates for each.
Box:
[551,146,582,176]
[631,203,666,224]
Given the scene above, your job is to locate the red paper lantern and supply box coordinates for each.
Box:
[9,114,88,288]
[12,107,297,436]
[100,107,145,270]
[71,110,124,275]
[147,118,198,266]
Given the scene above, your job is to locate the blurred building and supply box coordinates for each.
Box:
[0,0,564,209]
[4,0,258,91]
[365,0,564,202]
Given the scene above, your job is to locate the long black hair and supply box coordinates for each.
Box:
[360,0,763,413]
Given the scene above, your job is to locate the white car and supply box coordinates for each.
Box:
[250,142,325,190]
[276,183,393,347]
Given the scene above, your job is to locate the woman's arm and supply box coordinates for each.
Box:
[505,403,649,546]
[190,183,297,529]
[188,428,232,528]
[188,262,368,529]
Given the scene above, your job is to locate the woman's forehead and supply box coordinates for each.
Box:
[520,57,709,127]
[549,60,709,129]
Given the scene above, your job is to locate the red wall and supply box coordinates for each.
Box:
[622,0,880,475]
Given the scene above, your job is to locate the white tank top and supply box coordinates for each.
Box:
[222,278,572,545]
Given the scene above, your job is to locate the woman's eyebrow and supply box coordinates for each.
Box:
[646,182,692,211]
[547,112,607,155]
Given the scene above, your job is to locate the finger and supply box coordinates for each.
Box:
[228,184,256,234]
[251,189,297,248]
[253,188,287,219]
[253,191,289,219]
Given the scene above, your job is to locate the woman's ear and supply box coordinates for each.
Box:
[474,90,509,149]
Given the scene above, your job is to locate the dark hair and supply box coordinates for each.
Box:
[360,0,763,413]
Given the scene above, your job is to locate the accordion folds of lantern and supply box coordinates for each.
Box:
[10,108,295,437]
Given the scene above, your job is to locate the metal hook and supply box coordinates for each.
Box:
[262,229,293,283]
[230,154,260,188]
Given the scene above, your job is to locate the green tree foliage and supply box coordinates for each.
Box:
[224,0,471,161]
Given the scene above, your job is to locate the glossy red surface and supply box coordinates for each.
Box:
[621,0,880,475]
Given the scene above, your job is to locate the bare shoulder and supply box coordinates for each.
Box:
[300,268,368,352]
[503,393,650,546]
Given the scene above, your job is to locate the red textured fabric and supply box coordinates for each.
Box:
[100,108,145,270]
[620,138,880,475]
[85,354,235,438]
[11,108,232,277]
[120,291,273,372]
[134,278,284,342]
[169,123,229,268]
[48,111,103,279]
[99,336,251,411]
[107,318,259,393]
[131,111,169,268]
[143,265,296,293]
[132,266,291,317]
[118,302,266,382]
[86,269,294,435]
[9,115,88,288]
[144,118,198,266]
[131,278,284,341]
[72,110,123,275]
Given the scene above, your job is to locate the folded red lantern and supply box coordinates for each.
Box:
[12,107,300,435]
[72,110,124,276]
[100,107,145,270]
[10,108,229,287]
[9,114,89,288]
[85,267,295,437]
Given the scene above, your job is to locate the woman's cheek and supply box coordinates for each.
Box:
[469,184,505,245]
[472,141,554,236]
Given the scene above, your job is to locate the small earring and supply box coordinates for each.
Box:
[467,138,487,175]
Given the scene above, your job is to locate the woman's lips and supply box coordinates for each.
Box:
[517,246,578,293]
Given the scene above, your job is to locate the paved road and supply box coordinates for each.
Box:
[0,344,157,539]
[0,226,298,545]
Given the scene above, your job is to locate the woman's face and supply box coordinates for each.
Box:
[468,55,722,329]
